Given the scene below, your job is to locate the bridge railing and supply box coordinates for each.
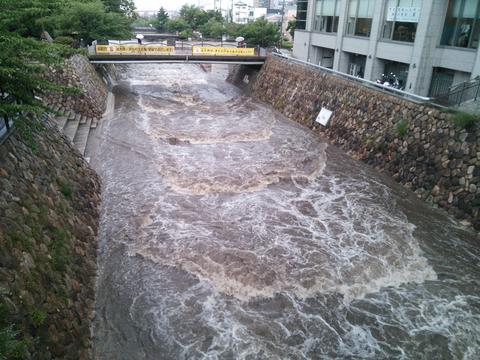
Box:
[89,40,263,57]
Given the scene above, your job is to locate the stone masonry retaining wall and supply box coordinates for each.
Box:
[43,54,108,119]
[252,56,480,230]
[0,53,106,359]
[0,115,101,359]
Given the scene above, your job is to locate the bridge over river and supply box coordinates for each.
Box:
[87,63,480,359]
[88,41,266,64]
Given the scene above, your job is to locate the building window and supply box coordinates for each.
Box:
[346,0,376,37]
[382,0,421,42]
[296,0,309,30]
[441,0,480,49]
[314,0,341,33]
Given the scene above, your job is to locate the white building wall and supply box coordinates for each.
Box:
[293,0,480,97]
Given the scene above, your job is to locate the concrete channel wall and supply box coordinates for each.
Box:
[248,56,480,230]
[0,55,106,359]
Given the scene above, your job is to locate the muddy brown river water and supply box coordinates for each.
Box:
[89,64,480,359]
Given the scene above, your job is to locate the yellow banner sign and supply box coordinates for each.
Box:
[192,46,255,56]
[96,44,174,55]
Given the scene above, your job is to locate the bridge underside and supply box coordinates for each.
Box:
[88,54,266,65]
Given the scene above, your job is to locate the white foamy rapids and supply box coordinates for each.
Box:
[115,63,437,302]
[128,172,436,302]
[136,96,277,145]
[341,288,480,358]
[90,64,480,359]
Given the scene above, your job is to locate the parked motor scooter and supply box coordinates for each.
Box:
[376,72,404,90]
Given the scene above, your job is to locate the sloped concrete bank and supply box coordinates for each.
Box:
[0,55,108,359]
[248,56,480,230]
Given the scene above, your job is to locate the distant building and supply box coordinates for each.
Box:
[254,0,270,8]
[136,10,158,18]
[233,0,268,23]
[294,0,480,97]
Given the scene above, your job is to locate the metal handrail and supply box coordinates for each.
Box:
[0,92,16,145]
[437,76,480,97]
[434,79,480,106]
[0,116,14,145]
[271,53,435,105]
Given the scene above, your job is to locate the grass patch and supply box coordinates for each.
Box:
[0,325,28,360]
[29,309,46,329]
[452,112,478,130]
[395,119,408,137]
[49,228,71,271]
[59,182,73,198]
[8,231,33,252]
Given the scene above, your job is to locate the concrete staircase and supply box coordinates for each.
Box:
[48,104,99,156]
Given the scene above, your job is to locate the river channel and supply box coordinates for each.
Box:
[88,64,480,359]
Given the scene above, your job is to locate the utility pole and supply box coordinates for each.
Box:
[279,0,286,47]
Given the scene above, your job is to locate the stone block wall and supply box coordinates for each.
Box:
[252,56,480,230]
[43,54,108,119]
[0,116,101,359]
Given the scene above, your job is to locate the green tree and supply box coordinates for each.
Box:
[224,22,242,38]
[240,17,280,47]
[156,7,169,32]
[166,18,189,33]
[0,33,74,120]
[52,0,132,44]
[205,10,223,23]
[179,4,208,30]
[286,18,296,39]
[0,0,64,37]
[102,0,137,18]
[200,19,224,39]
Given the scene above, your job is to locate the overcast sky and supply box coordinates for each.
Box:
[134,0,197,11]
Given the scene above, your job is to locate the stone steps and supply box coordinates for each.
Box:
[47,91,111,157]
[73,118,92,155]
[63,116,81,143]
[56,116,69,130]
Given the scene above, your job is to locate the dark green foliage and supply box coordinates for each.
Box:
[159,5,224,37]
[0,289,28,360]
[101,0,137,19]
[0,0,134,129]
[53,35,75,46]
[52,0,133,44]
[29,310,46,328]
[167,19,189,33]
[179,5,211,30]
[179,29,194,40]
[0,0,64,37]
[452,111,478,130]
[200,19,224,39]
[287,18,296,39]
[156,7,169,32]
[49,228,72,271]
[59,182,73,198]
[0,325,28,360]
[0,33,75,120]
[239,18,281,47]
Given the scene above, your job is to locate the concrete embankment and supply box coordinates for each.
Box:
[0,54,107,359]
[242,56,480,231]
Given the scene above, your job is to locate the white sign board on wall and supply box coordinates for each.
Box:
[387,7,420,22]
[315,108,333,126]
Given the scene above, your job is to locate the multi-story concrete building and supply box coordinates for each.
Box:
[293,0,480,97]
